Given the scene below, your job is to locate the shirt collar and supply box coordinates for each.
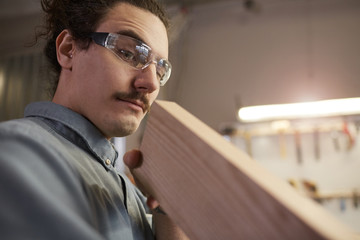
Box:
[24,101,118,170]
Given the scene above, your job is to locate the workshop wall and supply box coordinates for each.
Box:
[225,118,360,231]
[165,0,360,130]
[164,0,360,233]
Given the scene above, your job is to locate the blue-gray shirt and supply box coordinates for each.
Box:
[0,102,154,240]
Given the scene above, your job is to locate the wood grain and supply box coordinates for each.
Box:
[134,100,359,240]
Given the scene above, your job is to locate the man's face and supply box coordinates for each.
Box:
[66,3,168,138]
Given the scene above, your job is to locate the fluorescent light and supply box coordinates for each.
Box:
[238,98,360,122]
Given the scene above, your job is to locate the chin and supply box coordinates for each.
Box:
[100,112,144,138]
[111,120,141,137]
[122,125,139,136]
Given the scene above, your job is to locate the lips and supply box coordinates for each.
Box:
[113,91,150,113]
[118,98,146,113]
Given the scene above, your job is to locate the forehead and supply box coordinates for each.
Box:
[97,3,169,58]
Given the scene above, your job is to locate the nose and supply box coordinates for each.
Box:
[133,63,159,93]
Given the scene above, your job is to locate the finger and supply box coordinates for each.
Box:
[123,149,143,169]
[146,196,160,210]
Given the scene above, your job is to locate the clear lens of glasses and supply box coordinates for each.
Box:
[101,33,172,86]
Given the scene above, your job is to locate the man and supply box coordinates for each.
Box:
[0,0,188,239]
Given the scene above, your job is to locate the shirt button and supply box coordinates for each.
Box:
[105,159,111,165]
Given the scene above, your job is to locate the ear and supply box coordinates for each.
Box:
[56,29,75,70]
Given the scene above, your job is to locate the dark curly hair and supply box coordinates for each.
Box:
[37,0,170,97]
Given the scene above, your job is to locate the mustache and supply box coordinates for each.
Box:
[114,91,151,113]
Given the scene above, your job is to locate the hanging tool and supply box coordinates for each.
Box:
[353,190,359,209]
[302,179,320,203]
[243,131,253,158]
[313,128,320,160]
[288,178,297,189]
[302,180,317,193]
[343,121,355,151]
[294,130,302,164]
[340,198,346,212]
[272,120,290,160]
[331,130,340,152]
[278,130,287,159]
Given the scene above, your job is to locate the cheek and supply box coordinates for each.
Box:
[91,56,134,90]
[76,55,127,93]
[149,89,160,104]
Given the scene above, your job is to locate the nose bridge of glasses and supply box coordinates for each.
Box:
[141,59,158,70]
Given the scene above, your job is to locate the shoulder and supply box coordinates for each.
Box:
[0,118,58,160]
[0,117,50,139]
[0,117,86,208]
[0,117,78,181]
[0,118,97,239]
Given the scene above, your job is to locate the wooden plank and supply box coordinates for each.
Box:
[134,100,359,240]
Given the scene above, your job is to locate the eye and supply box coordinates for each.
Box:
[156,62,166,80]
[156,72,162,80]
[118,49,136,62]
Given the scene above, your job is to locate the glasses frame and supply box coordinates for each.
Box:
[90,32,171,86]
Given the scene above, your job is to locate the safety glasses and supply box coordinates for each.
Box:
[91,32,172,86]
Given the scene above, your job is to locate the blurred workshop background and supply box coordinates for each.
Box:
[0,0,359,233]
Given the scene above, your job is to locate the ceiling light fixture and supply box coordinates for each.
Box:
[238,97,360,122]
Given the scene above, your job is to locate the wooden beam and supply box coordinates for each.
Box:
[134,100,359,240]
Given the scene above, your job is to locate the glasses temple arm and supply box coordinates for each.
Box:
[90,32,109,47]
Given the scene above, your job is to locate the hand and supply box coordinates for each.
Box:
[124,150,189,239]
[123,149,159,210]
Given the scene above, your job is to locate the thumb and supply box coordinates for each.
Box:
[123,149,143,169]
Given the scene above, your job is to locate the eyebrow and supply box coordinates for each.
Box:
[115,29,167,59]
[116,30,147,45]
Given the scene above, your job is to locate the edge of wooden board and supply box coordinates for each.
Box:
[135,100,359,240]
